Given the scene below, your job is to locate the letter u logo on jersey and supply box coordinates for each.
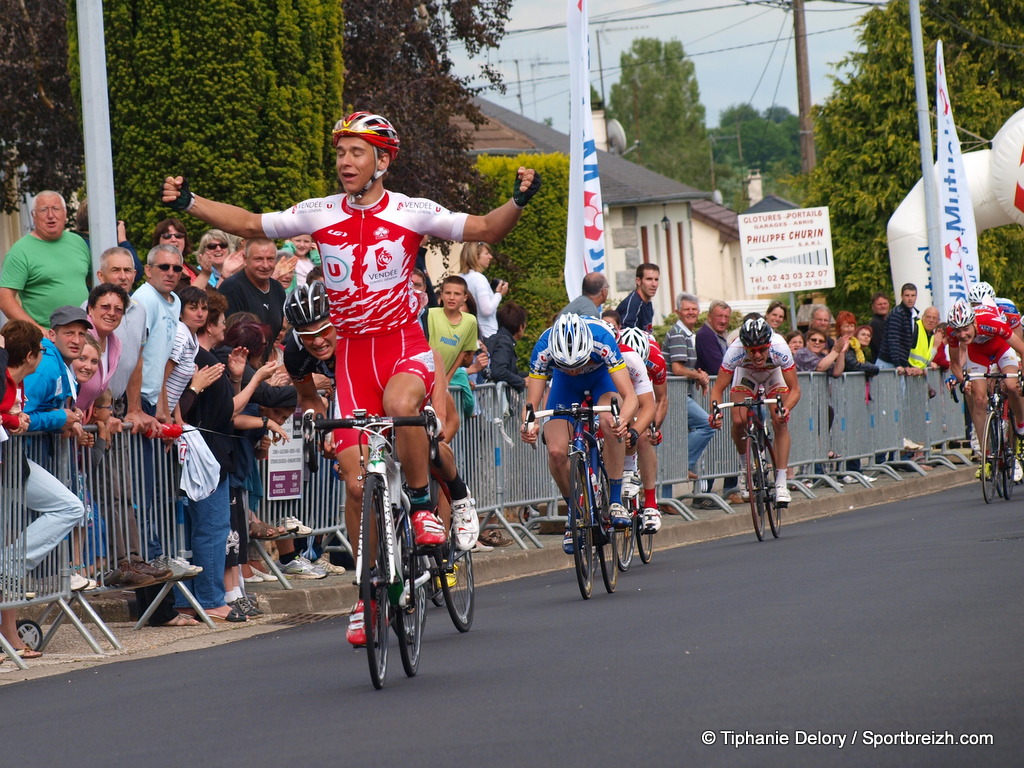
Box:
[323,255,350,284]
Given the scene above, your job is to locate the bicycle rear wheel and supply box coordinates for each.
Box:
[361,474,391,689]
[438,538,475,632]
[396,520,427,678]
[568,454,594,600]
[596,467,617,594]
[980,411,1000,504]
[747,436,766,541]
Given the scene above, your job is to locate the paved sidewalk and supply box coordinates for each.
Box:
[1,461,974,683]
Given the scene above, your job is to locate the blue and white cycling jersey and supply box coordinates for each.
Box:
[528,317,626,380]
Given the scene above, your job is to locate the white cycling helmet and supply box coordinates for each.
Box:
[967,281,995,305]
[618,326,650,362]
[549,313,593,368]
[947,298,976,329]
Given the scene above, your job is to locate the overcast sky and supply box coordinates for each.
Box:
[449,0,885,133]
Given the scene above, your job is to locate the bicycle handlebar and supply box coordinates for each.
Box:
[301,407,441,473]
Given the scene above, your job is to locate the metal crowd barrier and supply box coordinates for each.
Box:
[1,369,969,655]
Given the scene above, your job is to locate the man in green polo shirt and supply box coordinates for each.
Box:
[0,191,92,330]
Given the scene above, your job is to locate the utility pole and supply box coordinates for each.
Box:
[792,0,817,173]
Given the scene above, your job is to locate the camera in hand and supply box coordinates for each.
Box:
[490,277,502,291]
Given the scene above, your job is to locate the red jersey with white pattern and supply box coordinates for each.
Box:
[262,191,468,337]
[720,334,795,373]
[948,304,1013,360]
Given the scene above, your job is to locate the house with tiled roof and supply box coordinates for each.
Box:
[455,98,756,322]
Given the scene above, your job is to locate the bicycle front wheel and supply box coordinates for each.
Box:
[1000,427,1015,501]
[616,490,637,572]
[637,511,655,564]
[747,436,766,541]
[980,411,1000,504]
[361,473,391,689]
[764,436,781,538]
[596,467,617,594]
[568,454,594,600]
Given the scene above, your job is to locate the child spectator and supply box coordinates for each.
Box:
[157,286,207,423]
[483,301,528,392]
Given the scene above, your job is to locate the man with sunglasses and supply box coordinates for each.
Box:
[708,315,801,506]
[132,244,185,420]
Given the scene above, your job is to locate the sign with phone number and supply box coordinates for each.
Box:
[737,206,835,295]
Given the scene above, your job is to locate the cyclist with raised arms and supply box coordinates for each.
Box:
[708,316,800,505]
[519,313,639,553]
[946,298,1024,459]
[163,111,541,646]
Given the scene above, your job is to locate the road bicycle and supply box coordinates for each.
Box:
[302,407,439,689]
[712,388,783,542]
[962,371,1022,503]
[616,424,658,571]
[524,399,620,599]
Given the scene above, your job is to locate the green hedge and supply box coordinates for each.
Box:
[473,153,569,368]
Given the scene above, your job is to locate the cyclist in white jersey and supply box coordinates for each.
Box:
[708,316,801,505]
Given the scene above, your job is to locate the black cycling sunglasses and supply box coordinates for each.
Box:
[153,263,184,273]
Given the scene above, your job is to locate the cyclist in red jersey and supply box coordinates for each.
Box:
[162,111,541,645]
[946,299,1024,452]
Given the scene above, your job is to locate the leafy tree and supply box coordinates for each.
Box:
[75,0,344,244]
[0,0,83,212]
[342,0,512,214]
[710,104,800,209]
[606,38,710,190]
[801,0,1024,313]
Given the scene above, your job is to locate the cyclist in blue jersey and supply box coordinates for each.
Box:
[520,313,639,552]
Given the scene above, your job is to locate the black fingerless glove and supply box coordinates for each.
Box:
[165,176,195,212]
[512,172,542,208]
[626,427,640,449]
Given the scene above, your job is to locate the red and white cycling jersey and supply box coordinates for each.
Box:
[618,347,654,397]
[948,304,1014,364]
[262,191,468,337]
[619,336,667,386]
[720,334,795,374]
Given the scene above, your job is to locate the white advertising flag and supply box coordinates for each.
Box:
[935,40,979,317]
[564,0,606,301]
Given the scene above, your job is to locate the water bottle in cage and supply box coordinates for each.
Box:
[590,470,601,506]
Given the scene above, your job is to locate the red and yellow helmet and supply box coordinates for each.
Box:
[331,111,400,158]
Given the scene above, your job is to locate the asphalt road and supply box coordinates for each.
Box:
[4,484,1022,767]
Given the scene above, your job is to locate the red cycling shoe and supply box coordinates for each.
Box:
[412,509,447,547]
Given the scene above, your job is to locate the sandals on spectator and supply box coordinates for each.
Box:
[157,613,201,628]
[479,529,513,547]
[249,520,287,540]
[14,648,43,659]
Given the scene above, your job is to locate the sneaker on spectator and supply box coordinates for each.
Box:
[230,596,262,618]
[450,496,479,551]
[609,502,630,529]
[280,516,313,536]
[282,555,327,579]
[840,475,859,485]
[243,571,266,585]
[347,600,372,647]
[70,573,97,592]
[412,509,447,547]
[131,559,173,580]
[151,556,201,579]
[313,554,347,576]
[775,483,791,505]
[562,528,574,555]
[902,437,924,451]
[642,507,662,533]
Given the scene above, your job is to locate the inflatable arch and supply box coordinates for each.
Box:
[887,107,1024,307]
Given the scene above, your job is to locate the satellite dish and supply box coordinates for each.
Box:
[712,189,723,206]
[606,119,627,155]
